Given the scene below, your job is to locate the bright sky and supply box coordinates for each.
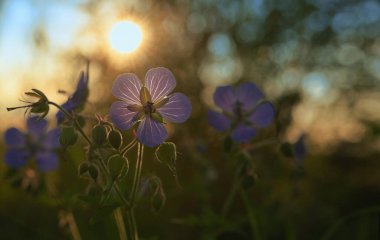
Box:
[0,0,145,129]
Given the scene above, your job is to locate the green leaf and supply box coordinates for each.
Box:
[155,142,177,175]
[59,127,78,147]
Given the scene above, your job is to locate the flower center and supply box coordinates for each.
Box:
[233,102,244,121]
[143,101,155,115]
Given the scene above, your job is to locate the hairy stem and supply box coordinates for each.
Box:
[66,211,82,240]
[114,208,128,240]
[239,188,261,240]
[48,101,92,145]
[126,142,144,240]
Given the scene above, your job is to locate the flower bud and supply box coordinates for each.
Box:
[107,155,127,179]
[92,125,107,145]
[88,165,99,181]
[78,162,90,176]
[60,127,78,147]
[108,129,122,149]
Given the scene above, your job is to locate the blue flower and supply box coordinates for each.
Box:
[56,70,89,124]
[208,82,275,142]
[109,67,192,147]
[4,117,60,172]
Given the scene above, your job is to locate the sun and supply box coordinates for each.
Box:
[108,20,143,54]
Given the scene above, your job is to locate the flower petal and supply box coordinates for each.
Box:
[145,67,176,102]
[27,116,48,139]
[213,86,237,113]
[4,149,29,169]
[137,117,168,147]
[207,110,231,131]
[36,151,58,172]
[157,93,191,123]
[43,128,61,149]
[56,101,76,124]
[71,71,89,105]
[110,101,138,131]
[4,128,25,147]
[235,82,263,110]
[230,124,256,142]
[112,73,142,105]
[248,102,275,128]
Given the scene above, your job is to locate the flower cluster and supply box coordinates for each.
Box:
[109,67,192,147]
[208,82,275,142]
[4,116,60,172]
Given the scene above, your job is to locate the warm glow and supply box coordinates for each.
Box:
[108,20,143,54]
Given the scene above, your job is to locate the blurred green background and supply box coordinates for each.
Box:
[1,0,380,239]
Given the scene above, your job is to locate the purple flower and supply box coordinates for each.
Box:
[56,70,89,124]
[109,67,192,147]
[4,116,60,172]
[208,82,275,142]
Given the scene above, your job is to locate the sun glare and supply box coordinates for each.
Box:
[108,20,143,54]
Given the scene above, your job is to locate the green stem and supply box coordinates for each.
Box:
[221,177,239,217]
[66,211,82,240]
[121,139,137,156]
[114,208,128,240]
[126,142,144,240]
[320,206,380,240]
[130,142,144,206]
[94,151,131,208]
[49,101,92,145]
[239,188,261,240]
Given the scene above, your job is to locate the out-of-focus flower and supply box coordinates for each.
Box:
[294,133,307,164]
[4,116,60,172]
[56,69,89,124]
[207,82,275,142]
[109,67,192,147]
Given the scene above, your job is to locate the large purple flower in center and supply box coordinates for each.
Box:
[207,82,275,142]
[4,117,60,172]
[109,67,192,147]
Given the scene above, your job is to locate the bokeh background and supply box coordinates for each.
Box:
[1,0,380,239]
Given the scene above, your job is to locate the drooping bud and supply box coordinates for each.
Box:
[88,165,99,181]
[108,129,122,149]
[92,125,107,146]
[60,127,78,147]
[78,162,90,176]
[107,154,128,179]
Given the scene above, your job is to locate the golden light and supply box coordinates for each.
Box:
[108,20,143,54]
